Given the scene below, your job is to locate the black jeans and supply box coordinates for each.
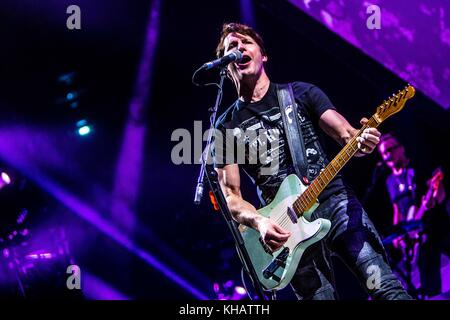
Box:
[290,191,412,300]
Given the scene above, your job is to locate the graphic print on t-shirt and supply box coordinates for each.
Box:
[214,82,346,204]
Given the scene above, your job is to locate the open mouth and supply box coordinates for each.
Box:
[237,55,251,66]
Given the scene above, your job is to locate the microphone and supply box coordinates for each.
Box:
[202,51,243,70]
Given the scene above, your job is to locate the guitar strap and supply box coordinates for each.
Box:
[276,83,311,184]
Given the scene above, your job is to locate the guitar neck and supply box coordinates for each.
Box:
[293,116,380,215]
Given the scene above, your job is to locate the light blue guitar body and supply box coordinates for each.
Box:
[240,174,331,291]
[239,85,416,291]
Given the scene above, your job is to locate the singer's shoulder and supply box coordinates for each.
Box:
[290,81,320,96]
[215,101,238,129]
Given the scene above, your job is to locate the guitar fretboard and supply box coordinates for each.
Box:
[292,116,380,216]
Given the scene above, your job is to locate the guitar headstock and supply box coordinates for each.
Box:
[374,85,416,123]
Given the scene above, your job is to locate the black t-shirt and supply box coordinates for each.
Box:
[213,81,347,205]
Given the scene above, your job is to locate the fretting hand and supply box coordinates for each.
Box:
[355,117,381,156]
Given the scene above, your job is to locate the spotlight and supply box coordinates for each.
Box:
[76,120,93,137]
[57,71,76,85]
[78,126,91,136]
[65,91,82,102]
[66,92,76,101]
[1,171,11,185]
[234,286,246,295]
[0,171,11,189]
[212,280,248,300]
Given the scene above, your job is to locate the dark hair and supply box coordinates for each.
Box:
[215,23,266,58]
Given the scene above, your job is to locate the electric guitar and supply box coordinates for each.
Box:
[412,167,444,221]
[240,85,416,291]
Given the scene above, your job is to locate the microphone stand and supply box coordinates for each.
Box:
[194,68,267,300]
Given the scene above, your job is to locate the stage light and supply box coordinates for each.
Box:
[78,126,91,136]
[66,92,75,101]
[0,171,12,189]
[58,71,76,85]
[76,120,93,137]
[234,286,246,295]
[213,282,220,293]
[1,171,11,185]
[17,208,28,224]
[25,252,54,260]
[65,91,81,102]
[223,280,233,289]
[213,280,247,300]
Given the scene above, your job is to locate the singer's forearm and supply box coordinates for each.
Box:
[216,165,263,230]
[225,193,262,229]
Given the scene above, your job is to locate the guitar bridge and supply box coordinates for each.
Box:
[262,247,290,280]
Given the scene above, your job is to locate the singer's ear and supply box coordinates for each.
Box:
[262,55,268,63]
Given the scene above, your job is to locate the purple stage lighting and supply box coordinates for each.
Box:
[25,252,54,260]
[288,0,450,109]
[111,0,161,235]
[36,177,209,299]
[83,271,130,300]
[240,0,256,27]
[235,286,246,295]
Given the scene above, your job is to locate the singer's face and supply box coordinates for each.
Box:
[223,32,267,82]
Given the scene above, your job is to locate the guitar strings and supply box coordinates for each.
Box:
[270,122,374,230]
[262,92,411,236]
